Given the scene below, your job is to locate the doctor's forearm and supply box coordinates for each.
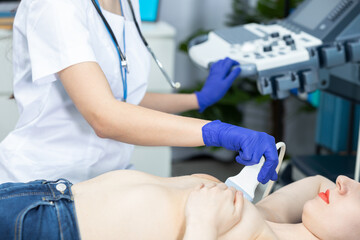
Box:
[139,92,199,114]
[95,99,209,147]
[58,62,207,146]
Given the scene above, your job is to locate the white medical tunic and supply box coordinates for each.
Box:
[0,0,150,183]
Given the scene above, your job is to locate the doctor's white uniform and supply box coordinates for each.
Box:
[0,0,150,183]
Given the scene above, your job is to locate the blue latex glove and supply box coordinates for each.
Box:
[202,120,278,184]
[195,58,241,113]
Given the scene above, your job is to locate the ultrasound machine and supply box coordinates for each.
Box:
[189,0,360,182]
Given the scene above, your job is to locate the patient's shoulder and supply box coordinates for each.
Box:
[190,173,221,183]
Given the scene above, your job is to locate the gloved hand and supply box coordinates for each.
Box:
[195,58,241,113]
[202,120,278,184]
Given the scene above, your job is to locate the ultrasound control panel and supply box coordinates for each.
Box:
[193,23,322,72]
[189,0,360,99]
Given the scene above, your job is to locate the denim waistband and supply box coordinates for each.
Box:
[0,179,81,240]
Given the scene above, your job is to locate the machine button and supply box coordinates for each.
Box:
[282,35,292,40]
[270,32,280,38]
[263,46,272,52]
[286,39,295,46]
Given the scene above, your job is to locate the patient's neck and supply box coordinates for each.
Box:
[267,222,319,240]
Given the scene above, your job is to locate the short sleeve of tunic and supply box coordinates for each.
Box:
[26,0,97,84]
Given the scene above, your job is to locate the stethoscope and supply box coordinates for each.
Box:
[91,0,181,101]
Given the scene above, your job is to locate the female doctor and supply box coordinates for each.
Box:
[0,0,278,185]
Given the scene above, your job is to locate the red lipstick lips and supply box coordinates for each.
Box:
[318,189,330,204]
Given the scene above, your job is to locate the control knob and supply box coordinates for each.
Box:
[263,45,273,52]
[270,32,280,38]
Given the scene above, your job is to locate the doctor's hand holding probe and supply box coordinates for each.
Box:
[1,0,277,185]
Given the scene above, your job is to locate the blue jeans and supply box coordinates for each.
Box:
[0,179,81,240]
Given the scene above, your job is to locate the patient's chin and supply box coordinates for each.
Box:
[302,201,337,240]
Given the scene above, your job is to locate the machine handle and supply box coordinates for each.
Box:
[188,35,209,50]
[208,62,258,78]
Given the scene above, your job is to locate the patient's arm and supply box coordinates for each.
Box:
[256,175,335,223]
[183,183,244,240]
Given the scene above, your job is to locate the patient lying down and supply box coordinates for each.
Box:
[71,170,360,240]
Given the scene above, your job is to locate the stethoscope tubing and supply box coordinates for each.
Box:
[125,0,181,89]
[91,0,128,100]
[91,0,180,101]
[125,1,180,88]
